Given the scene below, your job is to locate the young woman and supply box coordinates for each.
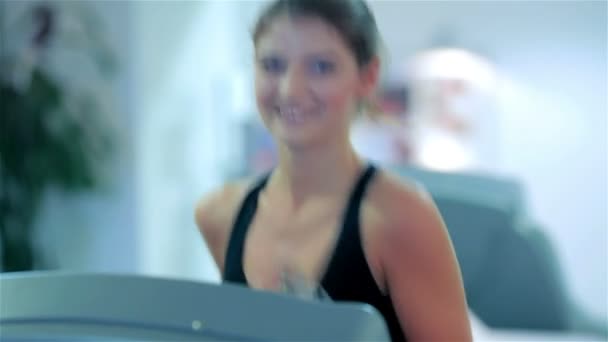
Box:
[196,1,472,340]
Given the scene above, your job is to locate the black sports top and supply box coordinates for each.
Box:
[223,164,406,341]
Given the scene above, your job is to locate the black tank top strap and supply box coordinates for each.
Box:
[321,163,378,289]
[343,164,377,230]
[223,173,270,283]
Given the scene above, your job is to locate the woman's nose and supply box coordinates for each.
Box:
[279,68,307,100]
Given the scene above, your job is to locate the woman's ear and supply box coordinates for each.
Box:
[358,56,381,98]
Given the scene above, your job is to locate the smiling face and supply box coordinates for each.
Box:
[254,15,379,149]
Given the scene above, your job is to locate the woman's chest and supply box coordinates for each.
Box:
[242,206,340,291]
[241,201,386,294]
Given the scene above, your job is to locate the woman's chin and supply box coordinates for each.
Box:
[273,129,324,151]
[278,135,318,150]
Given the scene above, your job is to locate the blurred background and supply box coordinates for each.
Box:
[1,0,606,339]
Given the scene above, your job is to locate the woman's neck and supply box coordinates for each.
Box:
[270,139,365,209]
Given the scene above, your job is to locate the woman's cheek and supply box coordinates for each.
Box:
[322,87,357,120]
[316,76,357,111]
[255,79,276,115]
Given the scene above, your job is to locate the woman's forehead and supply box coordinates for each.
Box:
[255,15,351,56]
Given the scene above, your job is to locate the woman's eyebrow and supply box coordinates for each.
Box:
[302,50,341,61]
[254,49,340,61]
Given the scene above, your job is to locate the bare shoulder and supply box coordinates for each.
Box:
[194,178,256,274]
[365,169,453,266]
[367,170,440,234]
[367,170,472,341]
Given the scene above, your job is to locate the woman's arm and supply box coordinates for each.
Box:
[379,183,472,341]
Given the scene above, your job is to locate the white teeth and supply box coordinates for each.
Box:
[278,107,305,124]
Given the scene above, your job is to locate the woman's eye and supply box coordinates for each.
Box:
[260,57,286,74]
[310,60,335,75]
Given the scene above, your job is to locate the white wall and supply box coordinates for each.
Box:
[131,1,261,282]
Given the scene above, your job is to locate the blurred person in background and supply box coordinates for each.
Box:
[405,49,499,172]
[195,1,471,341]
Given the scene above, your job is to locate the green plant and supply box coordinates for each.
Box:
[0,2,116,272]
